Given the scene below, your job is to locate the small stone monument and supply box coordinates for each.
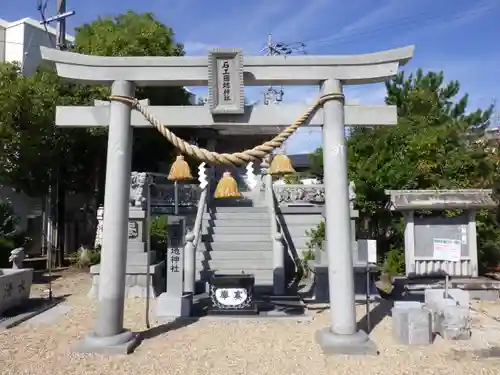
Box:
[156,217,193,320]
[89,172,165,298]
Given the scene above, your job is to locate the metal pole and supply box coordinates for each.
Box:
[145,175,151,328]
[365,263,371,332]
[56,0,67,50]
[174,181,179,215]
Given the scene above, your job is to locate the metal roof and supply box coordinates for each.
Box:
[385,189,496,211]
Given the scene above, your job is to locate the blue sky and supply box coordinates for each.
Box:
[3,0,500,154]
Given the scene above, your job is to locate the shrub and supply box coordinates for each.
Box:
[69,246,101,268]
[305,220,325,255]
[382,246,405,275]
[150,215,169,251]
[0,199,28,267]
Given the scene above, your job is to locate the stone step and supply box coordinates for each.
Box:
[277,215,323,225]
[208,206,268,213]
[196,250,273,261]
[196,260,272,270]
[203,212,268,220]
[205,219,270,227]
[202,226,272,235]
[198,241,272,251]
[201,233,270,242]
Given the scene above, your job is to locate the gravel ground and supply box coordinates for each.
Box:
[1,271,500,375]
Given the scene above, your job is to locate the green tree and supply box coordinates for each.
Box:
[73,11,192,175]
[307,69,499,271]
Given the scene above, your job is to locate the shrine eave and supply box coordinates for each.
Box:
[384,189,496,211]
[40,45,415,86]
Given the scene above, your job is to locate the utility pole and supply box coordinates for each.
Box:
[261,34,307,105]
[39,1,75,270]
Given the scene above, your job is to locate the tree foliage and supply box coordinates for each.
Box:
[308,68,500,271]
[0,11,192,200]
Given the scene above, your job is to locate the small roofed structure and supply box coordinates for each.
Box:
[385,189,496,278]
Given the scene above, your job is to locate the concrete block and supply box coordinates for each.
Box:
[392,302,434,346]
[434,305,472,340]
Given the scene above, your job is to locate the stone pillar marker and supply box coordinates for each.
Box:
[76,80,140,354]
[315,79,377,354]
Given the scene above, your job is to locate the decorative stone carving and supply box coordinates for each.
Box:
[349,181,356,201]
[128,221,139,239]
[130,172,148,207]
[274,184,325,204]
[274,181,357,205]
[94,206,104,249]
[9,247,25,269]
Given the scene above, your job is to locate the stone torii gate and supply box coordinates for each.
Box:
[41,45,414,355]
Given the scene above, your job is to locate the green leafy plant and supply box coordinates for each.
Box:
[150,215,169,251]
[0,200,29,267]
[382,246,405,276]
[306,220,325,254]
[69,247,101,268]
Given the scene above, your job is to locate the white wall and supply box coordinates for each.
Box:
[1,17,74,75]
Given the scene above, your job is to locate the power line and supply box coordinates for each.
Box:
[299,4,496,52]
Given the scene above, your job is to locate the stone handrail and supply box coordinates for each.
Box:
[183,186,208,295]
[262,162,285,295]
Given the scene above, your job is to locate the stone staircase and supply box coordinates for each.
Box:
[195,204,274,288]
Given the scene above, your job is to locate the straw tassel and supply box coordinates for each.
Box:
[168,155,193,181]
[269,154,295,176]
[214,171,242,199]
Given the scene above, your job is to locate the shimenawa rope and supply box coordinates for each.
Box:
[108,93,343,166]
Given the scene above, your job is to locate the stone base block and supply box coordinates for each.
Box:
[74,329,140,355]
[155,292,193,320]
[88,262,164,299]
[315,328,378,356]
[392,302,434,345]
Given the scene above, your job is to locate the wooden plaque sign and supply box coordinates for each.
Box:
[207,48,244,115]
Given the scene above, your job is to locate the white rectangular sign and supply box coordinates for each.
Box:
[366,240,377,264]
[433,238,461,261]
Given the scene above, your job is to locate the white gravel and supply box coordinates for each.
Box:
[1,271,500,375]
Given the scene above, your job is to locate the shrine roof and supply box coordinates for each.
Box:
[385,189,496,211]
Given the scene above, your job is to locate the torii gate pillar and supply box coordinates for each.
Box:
[316,79,376,354]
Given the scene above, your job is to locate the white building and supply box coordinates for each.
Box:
[0,17,74,75]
